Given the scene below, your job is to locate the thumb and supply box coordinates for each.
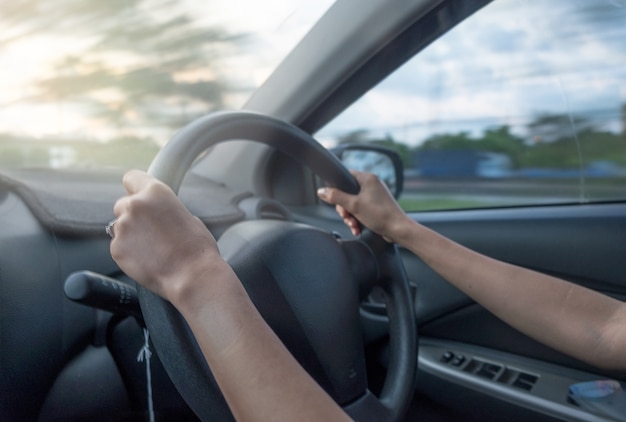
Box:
[317,186,352,207]
[122,170,153,194]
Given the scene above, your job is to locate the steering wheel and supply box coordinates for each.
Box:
[140,111,416,422]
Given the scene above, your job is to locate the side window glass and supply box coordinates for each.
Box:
[319,0,626,211]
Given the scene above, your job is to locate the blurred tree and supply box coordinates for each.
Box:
[0,1,141,46]
[420,127,524,156]
[527,113,594,144]
[416,112,626,171]
[479,126,526,168]
[336,129,370,145]
[0,144,25,168]
[0,0,241,135]
[370,137,413,168]
[520,137,580,169]
[74,136,161,170]
[419,128,525,168]
[420,131,475,151]
[521,113,621,169]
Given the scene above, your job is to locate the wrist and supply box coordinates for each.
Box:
[167,253,241,315]
[385,214,416,245]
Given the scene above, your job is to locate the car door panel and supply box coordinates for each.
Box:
[416,339,615,422]
[398,203,626,420]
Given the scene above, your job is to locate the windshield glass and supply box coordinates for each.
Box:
[0,0,333,172]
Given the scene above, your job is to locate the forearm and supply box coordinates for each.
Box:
[171,261,351,422]
[395,220,626,369]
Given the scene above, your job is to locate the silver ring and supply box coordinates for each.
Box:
[106,219,117,238]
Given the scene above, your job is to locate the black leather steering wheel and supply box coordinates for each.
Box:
[141,111,416,422]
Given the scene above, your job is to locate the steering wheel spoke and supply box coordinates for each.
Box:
[344,389,394,421]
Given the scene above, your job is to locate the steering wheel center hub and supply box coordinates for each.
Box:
[219,220,367,404]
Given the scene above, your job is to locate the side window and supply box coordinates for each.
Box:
[319,0,626,211]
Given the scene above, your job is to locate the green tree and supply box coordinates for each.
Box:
[419,131,474,151]
[580,130,626,166]
[479,126,525,168]
[419,127,525,167]
[370,137,413,168]
[527,114,594,144]
[336,129,371,145]
[521,113,625,169]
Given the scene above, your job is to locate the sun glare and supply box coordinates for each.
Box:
[0,0,334,144]
[0,33,94,137]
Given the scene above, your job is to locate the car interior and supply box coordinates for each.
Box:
[1,0,625,421]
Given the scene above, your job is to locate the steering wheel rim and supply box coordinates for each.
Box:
[141,110,417,421]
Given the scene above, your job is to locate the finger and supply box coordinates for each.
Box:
[335,204,350,219]
[113,196,131,218]
[344,218,361,236]
[343,216,356,229]
[317,186,353,207]
[336,205,361,236]
[109,217,125,259]
[122,170,154,194]
[317,187,332,203]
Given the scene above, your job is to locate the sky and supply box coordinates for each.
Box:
[0,0,625,150]
[190,0,335,107]
[318,0,626,147]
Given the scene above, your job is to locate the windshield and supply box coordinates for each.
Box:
[0,0,333,172]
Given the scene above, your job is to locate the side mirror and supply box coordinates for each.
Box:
[331,144,404,198]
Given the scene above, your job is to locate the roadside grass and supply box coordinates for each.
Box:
[398,197,493,212]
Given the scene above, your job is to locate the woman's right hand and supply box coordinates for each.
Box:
[110,170,230,311]
[317,170,410,243]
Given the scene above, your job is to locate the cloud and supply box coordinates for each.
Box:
[320,0,626,145]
